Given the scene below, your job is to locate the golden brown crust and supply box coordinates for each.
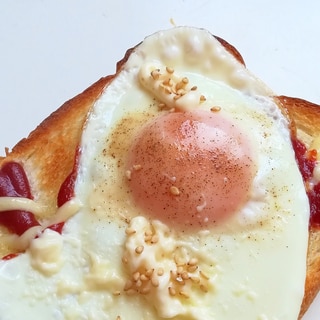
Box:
[0,76,114,255]
[0,31,319,317]
[276,95,320,318]
[1,76,111,216]
[215,50,320,317]
[276,96,320,138]
[0,46,133,220]
[215,36,246,66]
[0,41,135,257]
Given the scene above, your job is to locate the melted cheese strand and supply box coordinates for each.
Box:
[0,197,46,215]
[43,199,82,228]
[5,225,43,252]
[0,199,81,252]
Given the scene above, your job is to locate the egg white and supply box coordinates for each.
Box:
[0,27,309,320]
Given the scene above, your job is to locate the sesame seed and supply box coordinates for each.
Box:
[163,78,173,87]
[179,291,190,298]
[165,87,172,94]
[175,278,185,285]
[188,258,198,266]
[157,267,164,276]
[160,83,171,94]
[133,271,140,281]
[125,170,132,180]
[170,186,180,196]
[200,95,206,102]
[141,287,151,294]
[191,85,197,91]
[145,230,153,236]
[190,276,200,283]
[158,102,166,109]
[200,270,209,280]
[166,66,174,74]
[177,266,184,274]
[151,69,161,80]
[125,227,136,235]
[124,280,133,291]
[187,265,198,273]
[133,164,142,171]
[182,77,189,84]
[210,106,221,112]
[140,274,149,282]
[175,81,184,91]
[200,284,209,293]
[176,88,187,96]
[151,277,159,287]
[168,287,176,296]
[146,269,154,278]
[174,256,184,266]
[151,235,159,244]
[144,234,152,242]
[170,270,177,279]
[135,246,144,254]
[181,271,189,280]
[162,78,170,86]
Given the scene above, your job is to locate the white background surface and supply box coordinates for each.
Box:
[0,1,319,318]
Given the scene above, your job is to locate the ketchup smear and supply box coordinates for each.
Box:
[0,152,79,259]
[292,138,320,227]
[0,162,40,235]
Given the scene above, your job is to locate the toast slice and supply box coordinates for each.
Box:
[276,95,320,318]
[0,29,318,318]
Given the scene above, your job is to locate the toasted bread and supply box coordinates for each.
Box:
[0,29,318,318]
[276,96,320,318]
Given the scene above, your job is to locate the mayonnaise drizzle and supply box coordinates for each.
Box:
[0,197,46,215]
[0,198,82,251]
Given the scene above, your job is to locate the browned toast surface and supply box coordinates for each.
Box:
[276,95,320,318]
[2,76,112,217]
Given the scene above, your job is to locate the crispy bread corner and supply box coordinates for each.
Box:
[1,76,111,216]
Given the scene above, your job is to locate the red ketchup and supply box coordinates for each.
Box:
[292,138,320,227]
[51,163,79,233]
[0,162,40,235]
[0,152,79,259]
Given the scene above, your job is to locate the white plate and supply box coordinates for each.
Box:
[0,1,319,318]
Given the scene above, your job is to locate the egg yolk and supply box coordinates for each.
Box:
[126,110,256,229]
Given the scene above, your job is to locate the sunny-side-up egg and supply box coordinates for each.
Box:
[0,27,310,320]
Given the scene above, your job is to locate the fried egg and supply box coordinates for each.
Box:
[0,27,309,320]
